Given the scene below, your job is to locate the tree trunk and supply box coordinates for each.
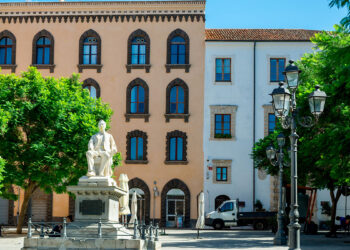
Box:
[16,182,37,234]
[328,187,341,237]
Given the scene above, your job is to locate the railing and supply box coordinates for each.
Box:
[26,218,159,242]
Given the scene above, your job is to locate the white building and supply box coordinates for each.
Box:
[203,29,338,218]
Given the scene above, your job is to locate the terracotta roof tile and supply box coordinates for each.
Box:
[205,29,320,41]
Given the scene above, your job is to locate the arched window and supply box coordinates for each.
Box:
[32,30,54,72]
[127,29,150,73]
[0,37,13,64]
[125,78,149,122]
[166,130,187,164]
[78,29,102,73]
[82,78,101,98]
[126,130,148,163]
[166,29,190,73]
[165,78,189,122]
[215,195,230,209]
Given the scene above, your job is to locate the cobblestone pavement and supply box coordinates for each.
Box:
[0,229,350,249]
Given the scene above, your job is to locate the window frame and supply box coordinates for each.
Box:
[82,78,101,98]
[0,30,16,71]
[214,114,231,138]
[165,130,188,165]
[215,58,231,82]
[216,167,228,182]
[268,113,277,135]
[126,130,148,164]
[78,29,102,73]
[165,78,189,122]
[32,29,55,73]
[127,29,150,73]
[166,29,190,73]
[270,58,286,82]
[125,78,150,122]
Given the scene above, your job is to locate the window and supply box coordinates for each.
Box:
[170,36,186,64]
[127,29,150,73]
[131,37,146,64]
[268,113,277,135]
[78,29,101,73]
[165,79,189,122]
[215,114,231,137]
[270,58,285,82]
[32,30,54,72]
[0,30,16,69]
[126,130,148,163]
[166,29,190,73]
[220,202,233,212]
[131,86,145,114]
[125,78,149,122]
[130,137,144,160]
[83,37,97,64]
[0,37,13,64]
[165,130,187,164]
[216,167,227,181]
[82,78,101,98]
[216,58,231,82]
[170,86,184,114]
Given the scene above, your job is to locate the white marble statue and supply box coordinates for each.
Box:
[86,120,117,177]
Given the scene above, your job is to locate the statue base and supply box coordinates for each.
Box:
[67,176,126,223]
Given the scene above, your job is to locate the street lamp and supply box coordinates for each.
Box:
[270,60,327,250]
[266,133,287,246]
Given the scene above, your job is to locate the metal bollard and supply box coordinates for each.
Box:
[155,223,159,241]
[40,224,44,238]
[98,219,102,239]
[148,222,153,241]
[133,220,138,239]
[62,217,67,238]
[141,222,146,240]
[27,218,32,238]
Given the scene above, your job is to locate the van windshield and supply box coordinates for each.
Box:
[220,202,233,212]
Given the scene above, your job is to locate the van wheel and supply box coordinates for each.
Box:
[253,221,265,230]
[213,220,224,230]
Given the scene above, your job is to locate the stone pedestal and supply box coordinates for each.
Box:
[67,176,126,223]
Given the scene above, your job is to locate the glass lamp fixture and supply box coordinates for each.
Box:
[270,82,291,118]
[277,133,285,147]
[266,145,276,160]
[283,60,301,90]
[308,85,327,118]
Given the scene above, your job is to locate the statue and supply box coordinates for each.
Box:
[86,120,117,177]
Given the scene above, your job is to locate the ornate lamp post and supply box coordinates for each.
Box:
[270,60,327,250]
[266,133,287,245]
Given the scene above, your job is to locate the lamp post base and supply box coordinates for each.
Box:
[274,233,287,245]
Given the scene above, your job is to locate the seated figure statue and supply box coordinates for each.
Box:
[86,120,117,177]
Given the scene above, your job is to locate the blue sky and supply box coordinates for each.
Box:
[0,0,346,30]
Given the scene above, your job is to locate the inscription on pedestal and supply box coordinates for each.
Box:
[79,200,105,215]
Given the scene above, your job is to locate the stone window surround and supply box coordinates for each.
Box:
[126,29,151,73]
[125,78,150,122]
[266,54,290,85]
[125,130,148,164]
[212,159,232,184]
[166,28,191,73]
[31,29,55,73]
[0,29,17,73]
[165,130,188,164]
[209,105,238,141]
[209,54,235,86]
[262,104,274,137]
[82,78,101,98]
[165,78,189,123]
[78,29,102,73]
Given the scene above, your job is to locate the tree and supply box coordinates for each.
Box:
[0,67,121,233]
[252,25,350,236]
[329,0,350,27]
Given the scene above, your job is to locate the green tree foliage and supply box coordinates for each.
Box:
[252,25,350,235]
[0,67,121,233]
[329,0,350,27]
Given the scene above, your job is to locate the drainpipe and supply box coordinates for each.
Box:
[253,41,257,211]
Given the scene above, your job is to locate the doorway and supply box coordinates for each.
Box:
[166,189,185,228]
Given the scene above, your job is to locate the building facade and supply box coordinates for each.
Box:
[203,29,318,213]
[0,0,205,227]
